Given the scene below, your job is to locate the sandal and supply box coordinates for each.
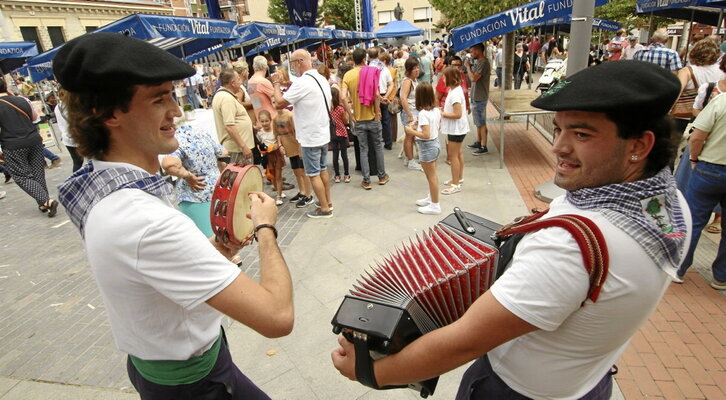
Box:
[706,222,721,234]
[38,204,48,213]
[47,200,59,218]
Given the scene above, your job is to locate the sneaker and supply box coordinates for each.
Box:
[441,184,462,195]
[334,175,341,183]
[295,196,314,208]
[672,273,685,284]
[289,192,304,203]
[307,208,333,219]
[314,201,334,211]
[279,192,287,199]
[344,175,351,183]
[416,195,431,206]
[472,147,489,156]
[467,141,481,149]
[361,181,372,190]
[275,196,284,206]
[408,159,423,171]
[443,179,464,186]
[710,279,726,290]
[378,174,390,185]
[281,182,295,191]
[418,203,442,215]
[402,158,409,167]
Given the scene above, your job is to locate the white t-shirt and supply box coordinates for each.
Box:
[256,129,276,146]
[283,69,331,147]
[416,108,441,141]
[84,161,240,360]
[442,86,469,135]
[378,66,393,95]
[488,194,691,399]
[54,102,74,147]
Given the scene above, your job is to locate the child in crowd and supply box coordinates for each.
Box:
[440,66,469,195]
[272,105,313,207]
[404,82,441,215]
[256,110,285,205]
[329,87,351,183]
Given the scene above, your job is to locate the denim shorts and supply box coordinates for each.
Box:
[301,145,328,176]
[415,137,440,163]
[472,100,487,127]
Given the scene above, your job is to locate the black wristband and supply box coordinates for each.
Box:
[689,159,699,163]
[217,156,231,163]
[253,224,277,242]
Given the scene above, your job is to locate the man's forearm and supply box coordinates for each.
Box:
[257,228,293,313]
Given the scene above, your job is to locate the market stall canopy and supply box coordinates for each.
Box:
[0,42,38,74]
[245,23,300,56]
[375,20,424,38]
[26,13,240,81]
[450,0,609,51]
[636,0,726,25]
[191,21,267,61]
[296,27,333,48]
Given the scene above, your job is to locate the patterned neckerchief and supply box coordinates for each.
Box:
[58,160,173,238]
[566,167,688,279]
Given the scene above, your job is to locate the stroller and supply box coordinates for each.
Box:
[536,58,567,93]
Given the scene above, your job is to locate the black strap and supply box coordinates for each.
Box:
[703,81,717,108]
[350,334,407,390]
[307,73,332,122]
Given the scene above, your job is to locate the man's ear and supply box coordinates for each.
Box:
[103,109,121,129]
[630,130,656,160]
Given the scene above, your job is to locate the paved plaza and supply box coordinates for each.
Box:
[0,110,723,399]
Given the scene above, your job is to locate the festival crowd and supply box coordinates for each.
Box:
[0,22,723,400]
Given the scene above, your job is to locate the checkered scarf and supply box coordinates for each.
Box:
[566,167,687,279]
[58,160,173,238]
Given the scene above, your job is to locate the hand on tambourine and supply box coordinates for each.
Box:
[331,335,357,381]
[185,174,206,191]
[247,192,277,227]
[209,235,245,259]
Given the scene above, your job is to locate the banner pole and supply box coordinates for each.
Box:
[567,0,595,75]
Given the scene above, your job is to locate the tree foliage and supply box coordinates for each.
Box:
[318,0,356,30]
[428,0,527,30]
[268,0,291,25]
[429,0,671,32]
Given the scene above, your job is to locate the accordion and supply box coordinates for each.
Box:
[331,209,513,398]
[331,209,608,398]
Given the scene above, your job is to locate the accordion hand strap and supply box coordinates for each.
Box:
[350,334,407,390]
[496,210,609,304]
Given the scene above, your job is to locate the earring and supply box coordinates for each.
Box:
[631,154,639,161]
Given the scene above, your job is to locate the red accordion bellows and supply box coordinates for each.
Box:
[349,224,499,329]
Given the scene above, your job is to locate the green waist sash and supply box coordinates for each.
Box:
[129,331,223,386]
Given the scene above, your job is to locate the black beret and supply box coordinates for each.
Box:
[53,33,195,92]
[531,60,681,117]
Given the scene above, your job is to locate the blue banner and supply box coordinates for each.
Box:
[206,0,222,19]
[26,13,240,81]
[636,0,711,13]
[362,0,374,32]
[286,0,318,27]
[0,42,39,74]
[536,16,621,31]
[244,23,300,56]
[451,0,609,51]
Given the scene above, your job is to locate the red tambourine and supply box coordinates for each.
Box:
[210,164,263,246]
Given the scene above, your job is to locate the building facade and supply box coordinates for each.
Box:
[0,0,272,55]
[373,0,443,40]
[0,0,173,53]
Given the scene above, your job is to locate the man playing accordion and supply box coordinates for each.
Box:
[333,60,691,399]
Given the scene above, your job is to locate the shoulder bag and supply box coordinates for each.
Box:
[671,66,699,119]
[308,74,336,140]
